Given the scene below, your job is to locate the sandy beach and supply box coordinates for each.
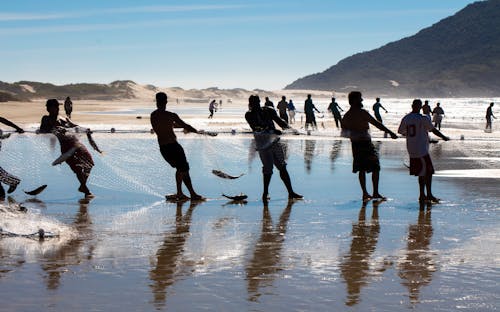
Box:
[1,96,499,311]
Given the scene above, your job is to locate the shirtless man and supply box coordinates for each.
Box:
[341,91,398,201]
[40,99,94,197]
[151,92,204,201]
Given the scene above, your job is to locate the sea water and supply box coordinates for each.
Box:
[0,133,498,311]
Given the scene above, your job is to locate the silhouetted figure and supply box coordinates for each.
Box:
[277,96,289,123]
[40,99,94,196]
[245,95,302,202]
[0,117,24,198]
[287,99,296,124]
[304,94,320,131]
[208,99,217,119]
[246,200,295,302]
[328,97,343,128]
[422,100,431,119]
[485,102,496,131]
[398,99,449,202]
[341,91,397,201]
[264,97,274,108]
[398,202,435,304]
[340,200,382,306]
[373,97,388,137]
[151,92,204,201]
[150,200,199,308]
[431,102,445,130]
[64,96,73,119]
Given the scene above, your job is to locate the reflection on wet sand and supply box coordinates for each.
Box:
[398,202,435,304]
[246,200,296,302]
[340,200,382,306]
[304,140,316,173]
[330,140,342,172]
[40,198,95,290]
[149,200,200,308]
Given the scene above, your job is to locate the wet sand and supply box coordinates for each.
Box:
[0,131,499,311]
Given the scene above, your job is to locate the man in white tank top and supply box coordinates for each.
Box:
[398,99,449,203]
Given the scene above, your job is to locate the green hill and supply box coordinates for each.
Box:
[285,0,500,98]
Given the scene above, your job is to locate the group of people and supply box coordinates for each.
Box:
[0,91,496,204]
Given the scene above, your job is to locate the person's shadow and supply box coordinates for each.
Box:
[149,200,200,308]
[398,201,435,304]
[245,200,297,302]
[41,197,95,290]
[339,199,383,306]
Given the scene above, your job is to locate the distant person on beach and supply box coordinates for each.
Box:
[398,99,449,203]
[287,99,296,124]
[151,92,204,201]
[64,96,73,119]
[39,99,94,197]
[245,95,302,202]
[328,97,343,128]
[0,117,24,198]
[208,99,217,119]
[373,98,388,137]
[341,91,398,201]
[431,102,445,130]
[304,94,321,131]
[485,102,496,131]
[422,100,431,119]
[264,97,274,108]
[277,96,289,123]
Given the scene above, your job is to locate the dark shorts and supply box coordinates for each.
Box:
[351,140,380,173]
[305,113,316,124]
[66,147,94,178]
[160,142,189,171]
[258,141,287,175]
[409,154,434,176]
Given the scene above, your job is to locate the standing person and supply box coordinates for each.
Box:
[208,99,217,119]
[0,117,24,198]
[341,91,398,201]
[398,99,449,203]
[245,95,302,202]
[151,92,204,201]
[431,102,445,130]
[373,98,388,138]
[40,99,94,197]
[264,97,274,108]
[304,94,320,131]
[277,96,289,124]
[327,97,343,128]
[287,99,296,124]
[64,96,73,119]
[485,102,496,131]
[422,100,431,119]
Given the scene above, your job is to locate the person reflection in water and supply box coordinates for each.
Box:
[41,198,94,290]
[340,200,383,306]
[398,201,435,304]
[304,139,316,173]
[246,200,296,301]
[149,200,200,308]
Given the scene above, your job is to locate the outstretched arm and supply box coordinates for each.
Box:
[0,117,24,133]
[431,128,449,141]
[173,114,198,133]
[368,114,397,139]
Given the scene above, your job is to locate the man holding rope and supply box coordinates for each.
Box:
[151,92,204,201]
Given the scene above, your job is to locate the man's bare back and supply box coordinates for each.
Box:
[151,110,186,145]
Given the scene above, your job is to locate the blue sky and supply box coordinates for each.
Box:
[1,0,478,90]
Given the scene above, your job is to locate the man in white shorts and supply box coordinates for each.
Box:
[398,99,449,203]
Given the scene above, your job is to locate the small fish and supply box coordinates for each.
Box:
[24,184,48,196]
[86,129,103,154]
[212,170,244,179]
[222,193,248,201]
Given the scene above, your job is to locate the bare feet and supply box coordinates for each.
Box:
[262,193,270,203]
[165,193,190,202]
[427,195,440,203]
[289,192,303,200]
[190,194,206,201]
[362,193,372,202]
[372,193,387,200]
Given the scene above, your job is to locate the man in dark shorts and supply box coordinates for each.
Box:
[398,99,449,203]
[341,91,398,201]
[151,92,204,201]
[39,99,94,197]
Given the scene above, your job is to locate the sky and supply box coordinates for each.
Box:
[0,0,480,90]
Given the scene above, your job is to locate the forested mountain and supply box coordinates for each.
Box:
[285,0,500,97]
